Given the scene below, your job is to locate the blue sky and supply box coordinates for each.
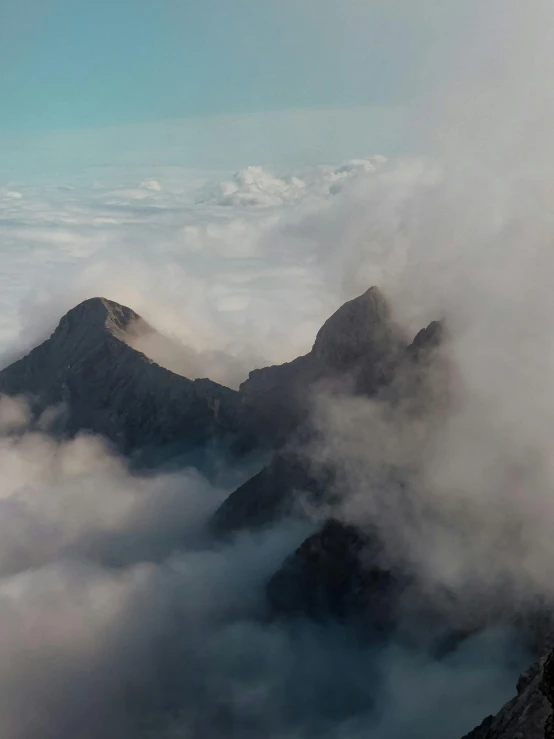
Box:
[0,0,477,170]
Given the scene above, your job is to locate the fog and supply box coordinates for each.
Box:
[0,398,526,739]
[1,0,554,736]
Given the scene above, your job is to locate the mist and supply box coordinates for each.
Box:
[0,397,527,739]
[2,0,554,737]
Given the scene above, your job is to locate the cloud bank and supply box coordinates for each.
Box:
[0,398,525,738]
[2,1,554,736]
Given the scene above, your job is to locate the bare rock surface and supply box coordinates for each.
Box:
[238,287,407,447]
[0,297,239,454]
[215,295,447,535]
[210,451,332,535]
[266,519,400,633]
[461,655,550,739]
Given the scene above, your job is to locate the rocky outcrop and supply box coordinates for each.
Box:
[210,451,333,535]
[0,298,239,456]
[265,513,553,660]
[214,291,447,535]
[461,656,550,739]
[266,519,400,634]
[406,319,444,361]
[542,651,554,739]
[311,286,400,371]
[238,287,407,447]
[0,289,446,473]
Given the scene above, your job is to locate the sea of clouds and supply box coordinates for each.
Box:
[2,0,554,736]
[0,154,409,388]
[0,148,539,739]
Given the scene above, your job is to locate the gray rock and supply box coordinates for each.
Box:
[210,451,333,535]
[461,655,550,739]
[214,307,447,535]
[266,519,400,633]
[0,297,240,455]
[311,286,400,370]
[541,650,554,739]
[238,287,407,447]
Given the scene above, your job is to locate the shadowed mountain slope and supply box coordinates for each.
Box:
[237,287,407,447]
[0,297,239,455]
[214,292,446,536]
[461,656,550,739]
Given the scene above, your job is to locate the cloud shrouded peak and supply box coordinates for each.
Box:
[312,286,403,370]
[54,297,146,345]
[0,298,240,456]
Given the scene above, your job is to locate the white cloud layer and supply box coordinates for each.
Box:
[0,399,525,738]
[1,3,554,734]
[0,154,398,386]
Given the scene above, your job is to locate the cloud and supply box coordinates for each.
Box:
[0,396,525,739]
[140,180,162,192]
[277,0,554,631]
[0,155,394,386]
[197,157,387,208]
[1,3,554,735]
[197,166,307,207]
[0,189,23,200]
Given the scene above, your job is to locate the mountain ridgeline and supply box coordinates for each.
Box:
[0,297,239,457]
[0,288,551,738]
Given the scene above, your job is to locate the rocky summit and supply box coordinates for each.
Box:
[213,292,447,535]
[0,297,239,455]
[238,286,408,447]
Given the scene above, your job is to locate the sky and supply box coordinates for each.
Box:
[2,2,554,737]
[0,0,479,171]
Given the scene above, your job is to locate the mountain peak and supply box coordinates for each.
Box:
[0,296,239,454]
[311,286,398,369]
[54,297,144,345]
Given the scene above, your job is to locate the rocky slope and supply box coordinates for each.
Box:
[213,292,446,535]
[456,645,554,739]
[266,519,400,634]
[210,451,333,535]
[461,656,550,739]
[0,297,239,456]
[0,288,443,468]
[238,286,407,447]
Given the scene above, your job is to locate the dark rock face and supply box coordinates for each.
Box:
[461,656,550,739]
[542,651,554,739]
[214,292,448,536]
[265,517,478,653]
[210,452,332,535]
[0,288,446,475]
[406,319,445,360]
[311,286,399,371]
[267,519,400,633]
[0,298,239,455]
[238,287,407,447]
[266,514,554,738]
[383,317,449,415]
